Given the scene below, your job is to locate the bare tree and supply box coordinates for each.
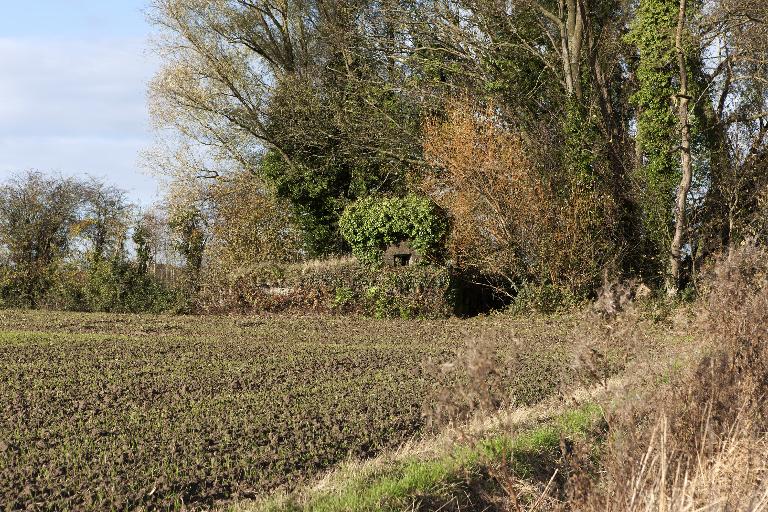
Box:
[691,0,768,257]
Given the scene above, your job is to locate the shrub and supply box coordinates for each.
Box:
[339,195,448,266]
[423,98,617,300]
[84,260,181,313]
[36,259,183,314]
[0,268,25,309]
[196,259,455,318]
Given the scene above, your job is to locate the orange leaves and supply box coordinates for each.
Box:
[422,98,615,296]
[423,99,550,281]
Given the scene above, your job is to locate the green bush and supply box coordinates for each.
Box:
[0,267,20,309]
[82,260,182,314]
[30,259,184,314]
[0,264,60,309]
[339,195,448,266]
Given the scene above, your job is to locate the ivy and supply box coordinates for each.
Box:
[626,0,683,269]
[563,100,600,187]
[339,195,448,266]
[626,0,705,276]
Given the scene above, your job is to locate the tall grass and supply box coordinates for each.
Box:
[572,243,768,511]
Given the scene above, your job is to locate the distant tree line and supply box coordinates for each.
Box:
[0,172,181,312]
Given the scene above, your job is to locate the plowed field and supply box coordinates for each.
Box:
[0,310,575,510]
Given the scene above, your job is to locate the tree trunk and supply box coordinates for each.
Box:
[668,0,693,296]
[534,0,585,101]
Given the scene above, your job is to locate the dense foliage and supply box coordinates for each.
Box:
[2,0,767,311]
[0,172,179,313]
[423,100,616,299]
[145,0,767,302]
[339,195,448,266]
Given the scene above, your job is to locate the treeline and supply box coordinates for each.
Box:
[3,0,767,314]
[0,172,180,312]
[147,0,767,302]
[0,171,454,317]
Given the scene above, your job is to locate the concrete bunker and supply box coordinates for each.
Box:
[383,240,421,267]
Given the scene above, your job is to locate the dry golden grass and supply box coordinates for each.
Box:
[604,415,768,512]
[571,244,768,512]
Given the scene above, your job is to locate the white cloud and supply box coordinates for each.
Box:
[0,37,160,203]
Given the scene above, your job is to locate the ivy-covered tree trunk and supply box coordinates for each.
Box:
[628,0,684,282]
[668,0,693,295]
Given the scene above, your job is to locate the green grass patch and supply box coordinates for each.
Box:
[257,404,603,512]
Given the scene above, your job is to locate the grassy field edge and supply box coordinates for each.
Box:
[236,402,605,512]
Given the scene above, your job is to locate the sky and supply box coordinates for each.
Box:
[0,1,161,205]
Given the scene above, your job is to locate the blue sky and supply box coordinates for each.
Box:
[0,1,160,205]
